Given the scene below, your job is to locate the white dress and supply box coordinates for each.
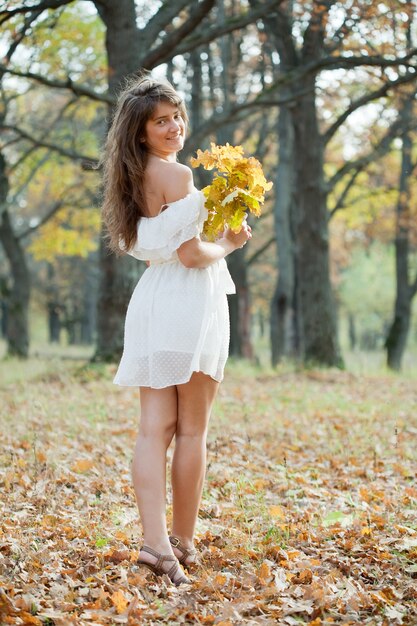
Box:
[113,189,236,389]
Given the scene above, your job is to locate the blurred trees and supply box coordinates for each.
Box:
[385,4,417,370]
[260,0,417,366]
[0,0,416,368]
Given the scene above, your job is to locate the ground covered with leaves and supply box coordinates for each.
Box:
[1,360,416,625]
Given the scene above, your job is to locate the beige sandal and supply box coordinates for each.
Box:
[169,535,199,569]
[137,545,189,586]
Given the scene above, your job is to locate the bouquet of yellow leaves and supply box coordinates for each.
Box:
[190,143,273,241]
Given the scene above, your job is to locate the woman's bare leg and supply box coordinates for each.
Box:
[133,385,182,574]
[171,372,219,556]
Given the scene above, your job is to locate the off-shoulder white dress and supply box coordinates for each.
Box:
[113,190,236,389]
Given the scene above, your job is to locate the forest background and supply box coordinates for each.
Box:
[1,2,417,625]
[0,0,417,373]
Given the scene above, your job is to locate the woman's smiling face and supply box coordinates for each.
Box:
[143,101,186,159]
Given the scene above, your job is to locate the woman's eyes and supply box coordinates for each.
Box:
[157,115,182,125]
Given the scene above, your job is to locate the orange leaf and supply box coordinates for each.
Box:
[71,459,94,473]
[35,450,47,463]
[214,573,227,586]
[17,613,43,625]
[269,505,285,519]
[258,561,272,580]
[104,549,130,564]
[291,569,313,585]
[110,590,128,614]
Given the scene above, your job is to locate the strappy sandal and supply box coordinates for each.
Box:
[169,535,199,569]
[137,545,189,586]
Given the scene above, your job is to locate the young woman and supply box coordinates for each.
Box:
[102,77,251,586]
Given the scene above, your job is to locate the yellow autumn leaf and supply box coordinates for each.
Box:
[190,143,273,241]
[258,561,272,580]
[214,573,227,585]
[17,613,43,625]
[110,589,128,614]
[269,505,285,519]
[35,450,47,463]
[71,459,94,473]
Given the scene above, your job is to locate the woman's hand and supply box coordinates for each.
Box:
[223,220,252,250]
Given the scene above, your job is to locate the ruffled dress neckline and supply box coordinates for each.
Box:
[144,189,204,220]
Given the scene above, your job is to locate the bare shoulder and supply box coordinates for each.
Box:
[159,161,195,204]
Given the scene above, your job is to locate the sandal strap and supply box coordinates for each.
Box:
[139,545,188,585]
[169,536,197,560]
[141,545,176,570]
[167,560,187,583]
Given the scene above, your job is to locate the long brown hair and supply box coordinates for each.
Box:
[101,77,188,254]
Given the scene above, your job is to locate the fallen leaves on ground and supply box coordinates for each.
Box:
[1,362,416,624]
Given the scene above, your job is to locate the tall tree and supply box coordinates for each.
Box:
[257,0,417,366]
[0,152,30,357]
[384,92,417,369]
[385,4,417,370]
[1,0,282,361]
[0,11,44,357]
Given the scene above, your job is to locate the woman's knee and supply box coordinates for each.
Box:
[175,411,209,438]
[139,419,176,445]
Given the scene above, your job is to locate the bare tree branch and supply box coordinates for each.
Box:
[10,150,51,198]
[323,72,417,145]
[318,48,417,72]
[8,97,77,172]
[17,199,63,239]
[141,0,216,70]
[140,0,191,52]
[151,0,286,67]
[326,116,405,190]
[184,82,314,157]
[0,64,113,104]
[3,10,43,62]
[328,168,363,219]
[0,0,74,25]
[189,52,417,147]
[247,235,276,266]
[1,124,96,162]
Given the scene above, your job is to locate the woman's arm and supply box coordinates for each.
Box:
[158,162,252,268]
[177,224,252,269]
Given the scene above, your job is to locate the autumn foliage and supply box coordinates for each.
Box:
[190,143,273,241]
[1,362,416,624]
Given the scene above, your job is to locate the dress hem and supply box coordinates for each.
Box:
[113,368,223,389]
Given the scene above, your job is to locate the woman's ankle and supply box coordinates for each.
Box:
[170,533,194,549]
[141,536,173,554]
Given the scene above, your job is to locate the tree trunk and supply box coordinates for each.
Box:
[291,79,342,366]
[0,151,31,357]
[48,302,61,343]
[81,252,98,344]
[0,210,31,358]
[1,300,8,338]
[93,0,144,362]
[348,312,356,350]
[227,248,252,358]
[270,103,296,365]
[216,1,252,358]
[385,92,414,371]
